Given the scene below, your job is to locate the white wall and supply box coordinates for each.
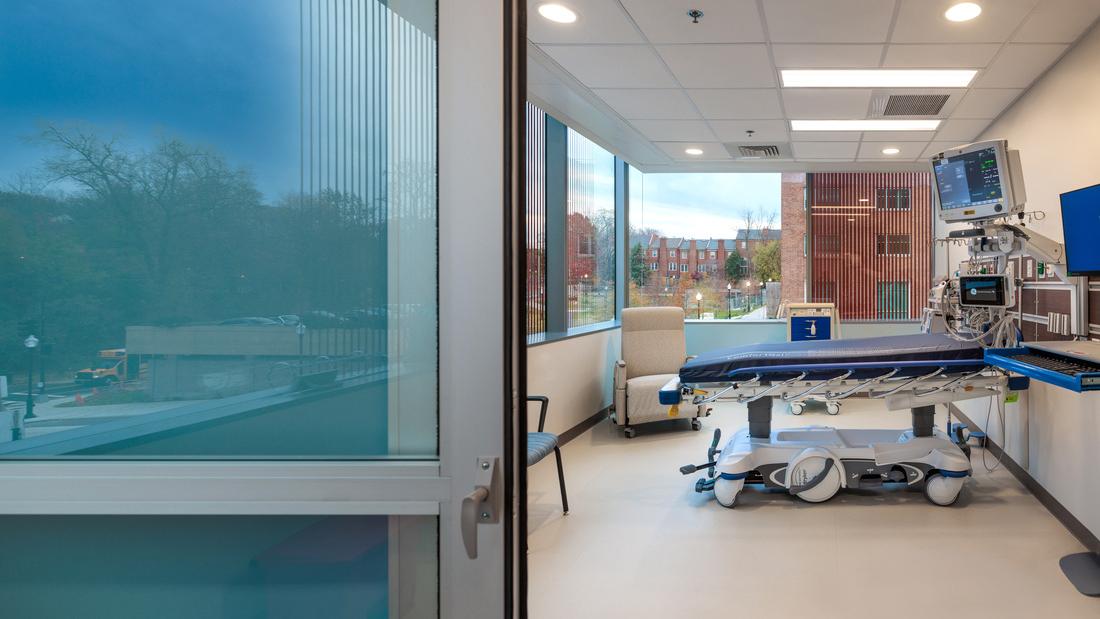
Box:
[950,21,1100,539]
[527,329,621,436]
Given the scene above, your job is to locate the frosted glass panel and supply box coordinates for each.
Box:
[0,0,437,458]
[0,515,437,619]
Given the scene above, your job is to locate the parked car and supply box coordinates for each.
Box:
[218,317,281,326]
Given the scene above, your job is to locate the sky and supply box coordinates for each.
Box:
[632,173,781,239]
[0,0,302,200]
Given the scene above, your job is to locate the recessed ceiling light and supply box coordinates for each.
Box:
[684,147,704,156]
[791,119,941,131]
[781,69,977,88]
[945,2,982,22]
[538,3,577,23]
[881,147,901,155]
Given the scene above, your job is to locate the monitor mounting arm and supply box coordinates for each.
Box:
[955,222,1068,282]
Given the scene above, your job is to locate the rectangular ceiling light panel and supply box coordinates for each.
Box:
[790,119,941,131]
[781,69,977,88]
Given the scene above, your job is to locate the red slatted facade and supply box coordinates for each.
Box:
[809,172,932,320]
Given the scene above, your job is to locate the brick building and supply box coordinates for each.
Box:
[779,172,933,320]
[643,229,780,287]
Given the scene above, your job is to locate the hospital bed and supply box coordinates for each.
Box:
[667,333,1016,507]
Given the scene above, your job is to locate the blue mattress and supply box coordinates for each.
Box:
[680,333,986,383]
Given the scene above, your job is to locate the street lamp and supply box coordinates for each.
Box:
[744,280,752,311]
[296,323,306,376]
[695,292,703,319]
[726,282,732,319]
[23,335,38,420]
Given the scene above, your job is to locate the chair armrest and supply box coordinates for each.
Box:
[613,361,627,426]
[614,360,627,390]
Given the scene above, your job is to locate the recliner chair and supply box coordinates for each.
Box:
[613,306,708,438]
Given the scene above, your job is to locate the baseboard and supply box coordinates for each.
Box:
[558,407,609,446]
[950,404,1100,555]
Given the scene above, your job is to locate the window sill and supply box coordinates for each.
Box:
[527,320,620,347]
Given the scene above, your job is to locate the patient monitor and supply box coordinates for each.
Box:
[926,139,1087,344]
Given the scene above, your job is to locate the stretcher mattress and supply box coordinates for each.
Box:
[680,333,986,384]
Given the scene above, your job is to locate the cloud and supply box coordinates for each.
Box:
[632,173,781,238]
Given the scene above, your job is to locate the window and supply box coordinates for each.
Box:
[670,250,677,258]
[709,251,716,259]
[566,129,616,328]
[668,262,677,271]
[680,264,688,272]
[698,251,705,260]
[650,262,658,271]
[876,187,911,210]
[876,234,911,256]
[741,240,747,249]
[526,102,547,335]
[651,249,658,257]
[697,264,705,272]
[816,234,841,254]
[877,282,910,321]
[0,0,438,458]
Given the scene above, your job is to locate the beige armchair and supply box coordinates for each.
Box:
[613,307,708,438]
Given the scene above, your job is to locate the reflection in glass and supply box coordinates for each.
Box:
[0,515,437,619]
[0,0,437,458]
[565,129,616,328]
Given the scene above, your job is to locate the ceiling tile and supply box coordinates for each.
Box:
[688,89,783,119]
[653,142,732,161]
[922,141,963,158]
[782,89,873,118]
[1013,0,1100,43]
[526,0,644,44]
[792,142,859,159]
[976,43,1068,87]
[709,120,789,142]
[883,44,1001,67]
[620,0,765,43]
[936,119,993,141]
[655,44,776,88]
[592,89,700,119]
[771,44,885,68]
[764,0,896,43]
[630,120,717,141]
[858,141,928,159]
[951,88,1024,118]
[791,131,863,142]
[859,130,939,142]
[891,0,1040,43]
[540,45,678,88]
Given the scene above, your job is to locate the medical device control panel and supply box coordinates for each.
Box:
[931,140,1025,223]
[958,274,1013,308]
[985,346,1100,392]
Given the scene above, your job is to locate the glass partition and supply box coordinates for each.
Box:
[0,0,437,458]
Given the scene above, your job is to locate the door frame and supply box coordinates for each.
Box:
[0,0,524,616]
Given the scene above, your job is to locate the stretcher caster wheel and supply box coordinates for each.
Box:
[714,478,743,508]
[923,473,964,506]
[826,402,841,416]
[691,418,702,431]
[790,402,805,416]
[624,427,636,439]
[789,451,841,503]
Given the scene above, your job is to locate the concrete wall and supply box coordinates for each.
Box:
[945,21,1100,540]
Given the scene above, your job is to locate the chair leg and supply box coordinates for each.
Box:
[553,447,569,514]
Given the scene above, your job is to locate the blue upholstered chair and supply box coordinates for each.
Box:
[527,395,569,514]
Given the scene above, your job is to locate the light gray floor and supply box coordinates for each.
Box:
[527,399,1100,618]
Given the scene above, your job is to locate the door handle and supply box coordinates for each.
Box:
[460,457,500,559]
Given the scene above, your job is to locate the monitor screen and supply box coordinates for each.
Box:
[1061,184,1100,275]
[933,146,1004,211]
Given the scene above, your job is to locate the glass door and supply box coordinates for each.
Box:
[0,0,519,616]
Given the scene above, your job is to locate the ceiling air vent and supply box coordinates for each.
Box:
[871,94,950,117]
[724,143,791,159]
